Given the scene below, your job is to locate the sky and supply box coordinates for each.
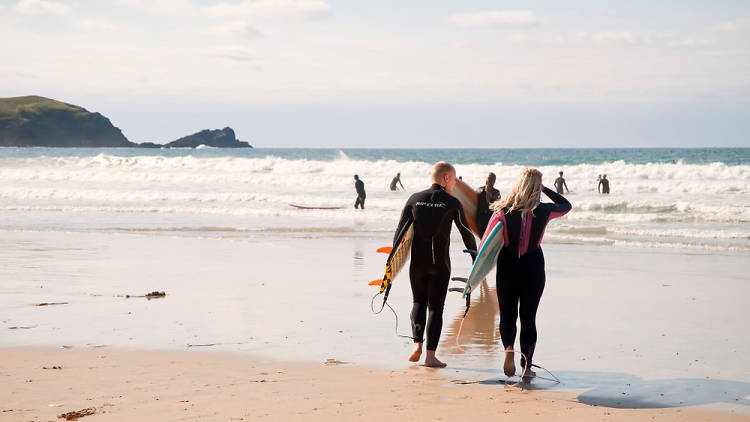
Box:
[1,0,749,147]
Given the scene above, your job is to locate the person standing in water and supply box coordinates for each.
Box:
[390,172,405,191]
[393,162,477,368]
[476,172,501,235]
[554,171,569,194]
[353,175,366,209]
[598,174,610,194]
[490,168,571,381]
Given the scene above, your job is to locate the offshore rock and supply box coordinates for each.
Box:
[163,127,251,148]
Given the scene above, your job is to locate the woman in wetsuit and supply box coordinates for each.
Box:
[490,168,571,381]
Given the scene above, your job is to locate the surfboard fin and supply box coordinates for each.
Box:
[462,249,477,255]
[448,287,463,293]
[451,277,468,283]
[368,279,382,286]
[376,246,392,254]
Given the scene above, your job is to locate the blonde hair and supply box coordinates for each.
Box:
[491,168,542,215]
[431,161,455,183]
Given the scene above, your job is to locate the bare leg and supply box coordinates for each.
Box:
[503,346,515,377]
[408,342,422,362]
[424,350,446,368]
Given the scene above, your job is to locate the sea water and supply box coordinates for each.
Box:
[1,147,748,251]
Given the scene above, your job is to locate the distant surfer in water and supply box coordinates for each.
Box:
[491,168,571,381]
[554,171,569,194]
[354,175,366,209]
[389,172,404,191]
[393,162,477,367]
[598,174,610,194]
[476,172,501,236]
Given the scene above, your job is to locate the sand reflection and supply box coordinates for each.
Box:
[441,278,501,357]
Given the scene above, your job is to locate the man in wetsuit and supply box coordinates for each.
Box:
[554,171,569,194]
[390,172,404,191]
[354,174,366,209]
[393,162,477,367]
[476,172,501,235]
[598,174,610,194]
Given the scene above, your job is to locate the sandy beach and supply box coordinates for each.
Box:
[1,229,749,421]
[1,347,745,422]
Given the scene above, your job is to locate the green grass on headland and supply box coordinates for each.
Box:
[0,96,89,120]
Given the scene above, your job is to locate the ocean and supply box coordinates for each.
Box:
[1,147,748,251]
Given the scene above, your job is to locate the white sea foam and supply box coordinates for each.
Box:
[1,154,748,250]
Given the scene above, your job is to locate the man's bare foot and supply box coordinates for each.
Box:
[408,343,422,362]
[424,350,447,368]
[503,346,516,377]
[521,369,536,383]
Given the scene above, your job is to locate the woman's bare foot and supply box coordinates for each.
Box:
[424,350,447,368]
[503,346,516,377]
[408,343,423,362]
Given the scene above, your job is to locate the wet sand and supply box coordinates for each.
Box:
[1,229,749,418]
[1,347,745,421]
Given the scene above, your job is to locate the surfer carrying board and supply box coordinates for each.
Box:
[393,162,477,368]
[491,168,571,381]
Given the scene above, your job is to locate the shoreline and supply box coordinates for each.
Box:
[2,229,748,419]
[2,346,746,422]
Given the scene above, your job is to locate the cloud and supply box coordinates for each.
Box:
[593,31,639,45]
[203,0,330,19]
[542,35,565,45]
[669,38,711,47]
[208,21,262,39]
[507,33,530,43]
[15,0,71,15]
[77,19,118,31]
[713,18,750,32]
[203,46,259,64]
[117,0,195,16]
[449,10,537,28]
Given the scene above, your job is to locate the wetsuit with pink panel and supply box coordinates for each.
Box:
[495,187,571,369]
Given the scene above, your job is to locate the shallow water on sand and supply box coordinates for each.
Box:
[1,229,748,412]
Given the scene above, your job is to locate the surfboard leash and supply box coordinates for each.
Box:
[370,290,421,341]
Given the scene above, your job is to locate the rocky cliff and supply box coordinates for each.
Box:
[0,96,133,147]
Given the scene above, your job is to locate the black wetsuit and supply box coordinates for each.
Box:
[554,177,566,194]
[476,186,500,236]
[355,179,366,208]
[390,175,402,191]
[598,178,610,194]
[495,187,571,368]
[394,184,477,351]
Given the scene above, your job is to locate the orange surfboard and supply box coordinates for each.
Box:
[450,179,480,237]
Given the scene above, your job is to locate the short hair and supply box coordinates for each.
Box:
[559,171,563,175]
[431,161,455,183]
[354,174,359,179]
